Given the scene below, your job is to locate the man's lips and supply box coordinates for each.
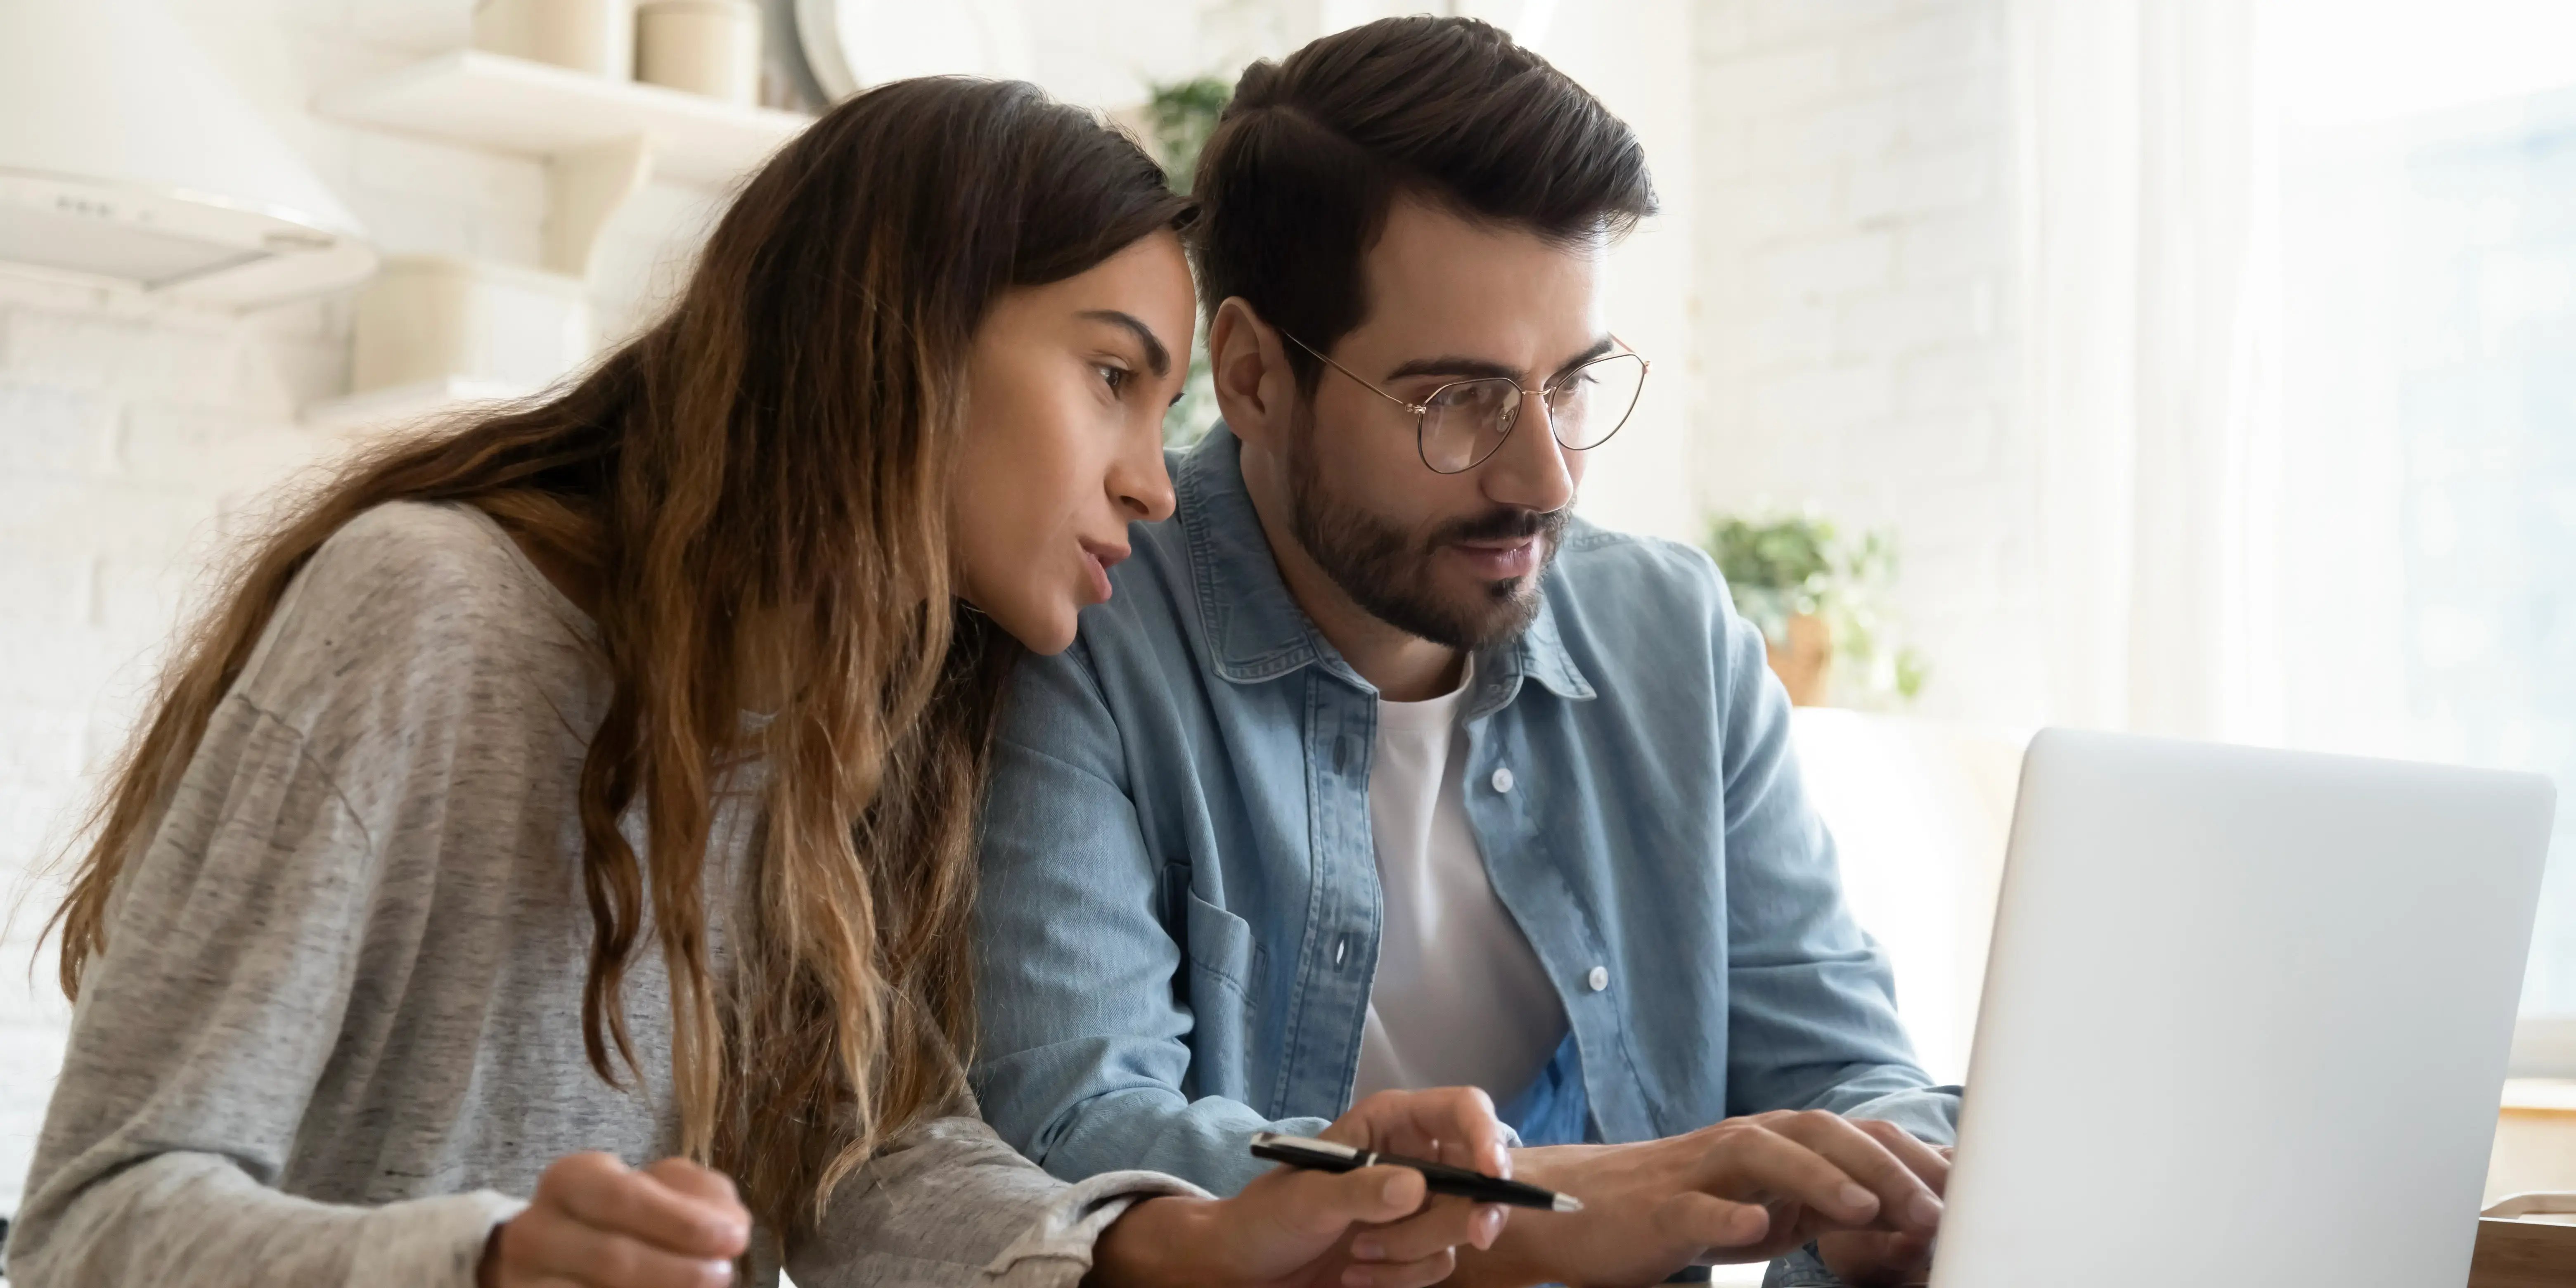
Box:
[1449,535,1542,580]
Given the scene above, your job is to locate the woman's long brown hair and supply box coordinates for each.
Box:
[43,78,1190,1236]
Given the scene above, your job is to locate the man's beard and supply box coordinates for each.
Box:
[1286,403,1570,652]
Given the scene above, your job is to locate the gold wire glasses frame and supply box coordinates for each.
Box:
[1281,331,1652,475]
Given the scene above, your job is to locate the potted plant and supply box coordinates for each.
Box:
[1702,512,1927,708]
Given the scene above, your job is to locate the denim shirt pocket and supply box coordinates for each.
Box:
[1180,889,1266,1091]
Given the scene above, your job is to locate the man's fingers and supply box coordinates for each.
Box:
[1652,1189,1771,1252]
[1763,1113,1943,1231]
[1819,1228,1938,1287]
[545,1155,750,1259]
[513,1210,734,1288]
[1690,1123,1885,1228]
[1330,1088,1511,1177]
[1341,1247,1460,1288]
[1348,1197,1504,1264]
[1851,1120,1951,1198]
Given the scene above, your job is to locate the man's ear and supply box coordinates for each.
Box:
[1208,296,1290,450]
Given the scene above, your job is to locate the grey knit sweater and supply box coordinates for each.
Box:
[5,502,1197,1288]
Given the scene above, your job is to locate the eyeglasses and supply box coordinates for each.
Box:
[1281,331,1650,475]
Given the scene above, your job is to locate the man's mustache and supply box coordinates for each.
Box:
[1432,506,1569,547]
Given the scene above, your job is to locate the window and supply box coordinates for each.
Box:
[2276,2,2576,1070]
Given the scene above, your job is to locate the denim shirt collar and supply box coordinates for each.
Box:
[1174,426,1596,710]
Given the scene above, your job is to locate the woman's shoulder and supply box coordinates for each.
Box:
[306,500,575,608]
[231,500,601,733]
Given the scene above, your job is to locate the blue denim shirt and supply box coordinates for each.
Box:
[971,428,1957,1221]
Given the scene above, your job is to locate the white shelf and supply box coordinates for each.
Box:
[306,52,810,427]
[316,50,810,187]
[303,375,537,433]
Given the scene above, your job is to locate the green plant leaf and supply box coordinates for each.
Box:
[1701,509,1928,706]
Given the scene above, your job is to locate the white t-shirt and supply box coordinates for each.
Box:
[1352,659,1569,1103]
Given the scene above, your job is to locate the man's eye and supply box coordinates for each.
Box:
[1431,381,1512,412]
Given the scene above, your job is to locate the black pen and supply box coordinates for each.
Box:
[1248,1131,1584,1212]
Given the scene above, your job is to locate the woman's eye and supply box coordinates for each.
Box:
[1095,364,1130,395]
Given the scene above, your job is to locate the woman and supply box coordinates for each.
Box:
[7,78,1513,1288]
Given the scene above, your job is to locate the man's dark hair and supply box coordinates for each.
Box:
[1191,15,1658,391]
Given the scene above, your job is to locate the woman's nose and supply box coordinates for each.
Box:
[1114,447,1177,524]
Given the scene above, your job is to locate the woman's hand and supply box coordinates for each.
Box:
[1088,1087,1516,1288]
[479,1153,752,1288]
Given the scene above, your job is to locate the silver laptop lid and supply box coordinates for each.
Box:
[1930,729,2554,1288]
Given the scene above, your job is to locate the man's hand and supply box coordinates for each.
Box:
[1451,1112,1948,1288]
[1814,1145,1953,1286]
[479,1153,751,1288]
[1087,1087,1514,1288]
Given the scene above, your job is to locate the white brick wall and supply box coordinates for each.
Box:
[1692,0,2043,724]
[0,0,720,1217]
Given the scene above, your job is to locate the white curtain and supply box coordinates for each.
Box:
[2011,0,2285,741]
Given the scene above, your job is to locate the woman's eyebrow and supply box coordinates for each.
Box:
[1078,310,1172,378]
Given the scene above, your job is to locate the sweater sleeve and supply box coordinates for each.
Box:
[2,696,522,1288]
[785,1113,1208,1288]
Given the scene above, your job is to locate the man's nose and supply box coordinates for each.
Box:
[1479,394,1576,514]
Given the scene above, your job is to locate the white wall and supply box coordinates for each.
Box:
[1538,0,1704,546]
[1690,0,2037,724]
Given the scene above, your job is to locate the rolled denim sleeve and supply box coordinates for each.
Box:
[1707,573,1960,1140]
[971,641,1330,1194]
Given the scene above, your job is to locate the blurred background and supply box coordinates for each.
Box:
[2,0,2573,1219]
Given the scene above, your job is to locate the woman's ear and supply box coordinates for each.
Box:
[1208,297,1287,450]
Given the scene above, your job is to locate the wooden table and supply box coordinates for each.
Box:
[1674,1215,2576,1286]
[2471,1209,2576,1288]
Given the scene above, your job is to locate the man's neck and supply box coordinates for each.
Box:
[1241,451,1464,704]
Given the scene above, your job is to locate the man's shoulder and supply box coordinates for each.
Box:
[1547,516,1733,625]
[1531,518,1751,705]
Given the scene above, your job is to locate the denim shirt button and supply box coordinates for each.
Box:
[1490,766,1515,793]
[1334,936,1350,967]
[1586,965,1610,992]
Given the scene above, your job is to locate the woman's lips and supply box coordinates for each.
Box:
[1451,536,1541,581]
[1079,540,1129,604]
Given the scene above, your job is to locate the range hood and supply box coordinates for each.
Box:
[0,0,374,308]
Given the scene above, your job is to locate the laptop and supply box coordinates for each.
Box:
[1929,729,2556,1288]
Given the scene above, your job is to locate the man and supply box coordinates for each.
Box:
[973,17,1959,1286]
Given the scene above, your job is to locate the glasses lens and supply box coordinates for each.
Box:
[1419,379,1521,474]
[1546,353,1647,451]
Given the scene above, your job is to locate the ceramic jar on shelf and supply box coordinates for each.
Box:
[636,0,762,105]
[472,0,636,80]
[351,256,592,398]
